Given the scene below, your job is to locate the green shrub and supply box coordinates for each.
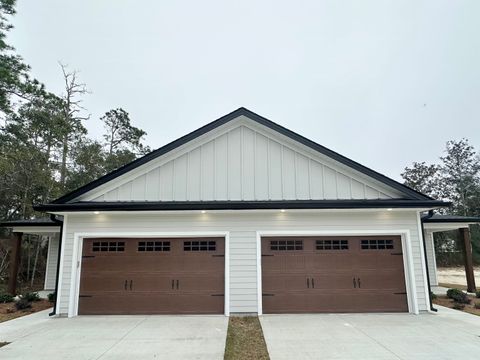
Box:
[15,298,31,310]
[446,288,463,299]
[47,293,55,303]
[430,291,437,300]
[446,288,471,304]
[452,303,465,310]
[0,294,14,303]
[23,292,40,302]
[476,291,480,299]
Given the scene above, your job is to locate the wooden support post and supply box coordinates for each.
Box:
[460,227,476,293]
[7,232,23,295]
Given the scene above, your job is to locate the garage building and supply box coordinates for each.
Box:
[30,108,450,316]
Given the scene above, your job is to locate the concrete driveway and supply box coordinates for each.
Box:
[261,306,480,360]
[0,310,228,359]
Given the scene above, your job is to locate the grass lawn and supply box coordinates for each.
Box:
[224,317,269,360]
[0,299,52,323]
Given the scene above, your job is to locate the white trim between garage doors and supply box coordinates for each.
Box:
[68,231,230,317]
[255,229,419,315]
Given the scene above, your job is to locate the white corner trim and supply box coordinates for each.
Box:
[256,232,263,315]
[403,230,418,314]
[224,232,230,316]
[69,231,230,317]
[416,212,432,312]
[55,214,67,315]
[256,229,418,315]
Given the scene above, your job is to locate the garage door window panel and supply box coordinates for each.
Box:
[138,241,170,252]
[184,240,216,251]
[270,240,303,251]
[316,240,348,250]
[361,239,394,250]
[92,241,125,252]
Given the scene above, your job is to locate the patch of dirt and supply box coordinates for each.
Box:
[433,295,480,316]
[0,300,52,323]
[224,317,270,360]
[437,267,480,287]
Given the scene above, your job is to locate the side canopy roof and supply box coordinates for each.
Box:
[36,108,447,212]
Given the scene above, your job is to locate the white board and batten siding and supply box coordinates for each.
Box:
[44,233,59,290]
[58,210,428,315]
[424,230,438,286]
[76,116,405,203]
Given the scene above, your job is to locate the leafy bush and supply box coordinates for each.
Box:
[47,293,55,303]
[446,289,471,304]
[476,291,480,299]
[446,288,463,299]
[430,291,437,300]
[452,303,465,310]
[15,298,32,310]
[23,292,40,302]
[0,294,14,303]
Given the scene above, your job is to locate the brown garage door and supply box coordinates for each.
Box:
[78,237,224,315]
[262,236,408,313]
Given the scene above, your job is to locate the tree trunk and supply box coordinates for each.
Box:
[60,136,68,187]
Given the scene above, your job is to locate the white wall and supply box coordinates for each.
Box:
[56,209,428,316]
[78,117,404,203]
[44,233,59,290]
[424,230,438,286]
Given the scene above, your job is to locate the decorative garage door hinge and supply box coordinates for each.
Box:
[393,292,407,295]
[261,254,274,257]
[262,293,275,296]
[82,255,95,258]
[211,294,224,297]
[79,295,93,298]
[390,253,403,255]
[211,254,225,257]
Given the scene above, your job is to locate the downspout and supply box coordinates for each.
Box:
[421,210,437,312]
[49,214,63,317]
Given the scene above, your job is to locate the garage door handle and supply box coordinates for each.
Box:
[353,278,356,288]
[176,280,179,290]
[307,278,310,288]
[171,280,174,289]
[130,280,133,290]
[311,278,315,288]
[124,280,128,290]
[357,278,361,288]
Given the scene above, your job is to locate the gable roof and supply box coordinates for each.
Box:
[38,107,445,211]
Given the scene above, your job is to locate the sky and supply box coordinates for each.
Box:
[8,0,480,181]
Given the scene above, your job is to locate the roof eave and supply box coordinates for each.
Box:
[34,200,450,212]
